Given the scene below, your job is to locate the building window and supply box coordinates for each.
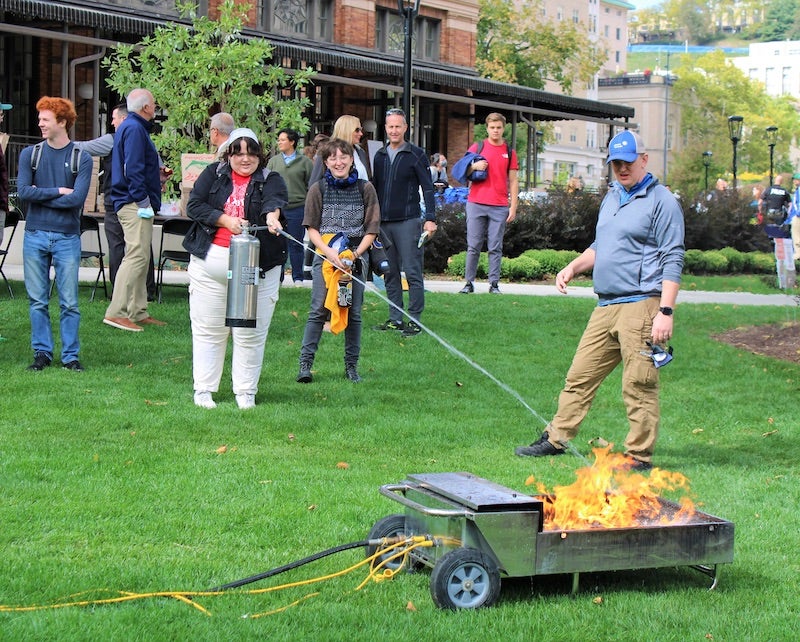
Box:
[573,9,580,24]
[376,8,440,61]
[262,0,333,41]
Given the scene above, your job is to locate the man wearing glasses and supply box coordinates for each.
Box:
[103,88,166,332]
[372,108,437,337]
[515,130,684,472]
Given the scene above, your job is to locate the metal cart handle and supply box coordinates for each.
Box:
[379,483,471,518]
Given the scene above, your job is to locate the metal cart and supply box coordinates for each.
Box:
[368,472,735,610]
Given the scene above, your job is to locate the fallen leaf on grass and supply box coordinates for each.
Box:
[406,601,416,611]
[145,399,168,406]
[288,433,296,442]
[767,417,774,424]
[692,428,704,435]
[336,461,349,469]
[455,381,463,387]
[308,504,317,511]
[592,596,603,605]
[761,430,778,437]
[588,436,609,447]
[291,310,299,319]
[216,445,228,454]
[524,475,536,486]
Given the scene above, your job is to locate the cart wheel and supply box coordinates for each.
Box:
[430,548,501,610]
[365,514,411,572]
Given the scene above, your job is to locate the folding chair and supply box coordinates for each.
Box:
[0,210,21,298]
[79,215,108,301]
[156,217,193,303]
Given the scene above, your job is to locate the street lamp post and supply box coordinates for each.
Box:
[534,130,543,187]
[702,150,712,191]
[728,115,744,190]
[398,0,421,139]
[766,125,778,186]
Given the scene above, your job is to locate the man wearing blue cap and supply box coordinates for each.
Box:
[516,130,685,471]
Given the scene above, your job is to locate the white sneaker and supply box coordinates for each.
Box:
[236,393,255,410]
[194,391,216,409]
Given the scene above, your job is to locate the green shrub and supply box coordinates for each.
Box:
[718,247,747,273]
[701,250,729,273]
[682,249,706,273]
[445,251,488,278]
[501,254,545,280]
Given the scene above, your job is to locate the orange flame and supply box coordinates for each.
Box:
[525,445,697,530]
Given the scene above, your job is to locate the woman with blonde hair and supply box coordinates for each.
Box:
[309,115,371,184]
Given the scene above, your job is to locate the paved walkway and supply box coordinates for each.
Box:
[3,266,798,308]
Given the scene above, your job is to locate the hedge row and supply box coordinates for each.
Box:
[442,247,782,281]
[423,186,780,277]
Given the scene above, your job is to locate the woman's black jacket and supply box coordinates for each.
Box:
[184,161,289,273]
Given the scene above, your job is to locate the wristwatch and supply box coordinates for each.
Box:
[659,306,673,316]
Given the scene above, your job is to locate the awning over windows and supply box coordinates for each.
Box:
[0,0,635,125]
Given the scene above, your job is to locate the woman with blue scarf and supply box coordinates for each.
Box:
[296,138,380,384]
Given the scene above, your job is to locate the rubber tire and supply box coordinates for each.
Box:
[430,548,501,610]
[365,514,410,572]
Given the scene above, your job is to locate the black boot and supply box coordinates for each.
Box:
[297,359,313,383]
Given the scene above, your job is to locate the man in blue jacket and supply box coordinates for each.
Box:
[103,88,165,332]
[515,131,684,471]
[372,108,437,337]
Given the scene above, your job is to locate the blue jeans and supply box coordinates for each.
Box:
[283,205,306,282]
[23,229,81,363]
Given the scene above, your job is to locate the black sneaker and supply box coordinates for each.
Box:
[62,360,85,372]
[489,282,501,294]
[296,361,313,383]
[514,432,565,457]
[621,456,653,472]
[402,320,422,337]
[374,319,404,332]
[459,282,474,294]
[344,365,362,383]
[27,353,52,371]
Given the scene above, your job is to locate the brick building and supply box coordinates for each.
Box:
[0,0,634,188]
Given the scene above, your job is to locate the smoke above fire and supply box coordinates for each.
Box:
[525,445,697,531]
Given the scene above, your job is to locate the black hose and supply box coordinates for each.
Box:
[209,539,371,592]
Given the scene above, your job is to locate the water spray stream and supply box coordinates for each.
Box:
[273,228,550,427]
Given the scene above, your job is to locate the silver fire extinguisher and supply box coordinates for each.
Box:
[226,222,260,328]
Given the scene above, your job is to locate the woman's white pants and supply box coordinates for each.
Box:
[188,243,280,395]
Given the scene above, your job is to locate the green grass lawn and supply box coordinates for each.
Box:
[1,280,798,640]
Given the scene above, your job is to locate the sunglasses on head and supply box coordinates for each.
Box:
[386,108,405,117]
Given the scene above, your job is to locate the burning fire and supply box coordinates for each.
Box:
[525,445,697,531]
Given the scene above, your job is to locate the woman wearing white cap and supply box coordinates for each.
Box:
[185,128,288,409]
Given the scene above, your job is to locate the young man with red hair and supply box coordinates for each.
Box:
[17,96,93,371]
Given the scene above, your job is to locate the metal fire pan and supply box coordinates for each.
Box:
[535,498,735,576]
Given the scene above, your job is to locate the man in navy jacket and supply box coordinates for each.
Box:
[103,88,165,332]
[372,109,437,337]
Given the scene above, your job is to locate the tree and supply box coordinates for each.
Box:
[759,0,800,41]
[103,0,314,195]
[668,50,800,197]
[665,0,713,44]
[476,0,606,92]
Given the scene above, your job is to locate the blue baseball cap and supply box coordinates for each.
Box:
[607,130,646,164]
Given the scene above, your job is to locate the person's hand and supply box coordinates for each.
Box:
[225,215,244,234]
[423,220,437,235]
[58,187,74,195]
[265,211,283,236]
[651,314,674,345]
[472,159,488,172]
[555,265,574,294]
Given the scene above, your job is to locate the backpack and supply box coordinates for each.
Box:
[477,139,513,175]
[30,142,82,182]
